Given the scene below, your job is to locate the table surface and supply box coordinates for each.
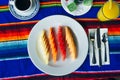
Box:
[0,0,120,79]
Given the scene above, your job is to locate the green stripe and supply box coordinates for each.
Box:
[41,4,61,8]
[0,4,102,12]
[93,4,103,7]
[0,8,9,12]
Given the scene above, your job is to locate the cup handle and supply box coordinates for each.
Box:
[109,0,112,9]
[9,0,14,5]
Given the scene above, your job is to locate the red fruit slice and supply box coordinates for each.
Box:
[57,26,66,60]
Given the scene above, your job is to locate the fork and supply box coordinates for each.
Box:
[90,32,96,64]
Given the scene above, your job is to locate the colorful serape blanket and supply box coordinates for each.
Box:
[0,0,120,79]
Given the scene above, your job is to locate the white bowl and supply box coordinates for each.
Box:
[61,0,92,16]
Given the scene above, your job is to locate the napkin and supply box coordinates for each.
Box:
[89,28,110,66]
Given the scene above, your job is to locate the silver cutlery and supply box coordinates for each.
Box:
[102,33,108,62]
[97,28,102,66]
[90,32,96,64]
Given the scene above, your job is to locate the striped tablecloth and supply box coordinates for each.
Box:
[0,0,120,79]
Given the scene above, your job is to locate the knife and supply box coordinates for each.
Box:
[97,28,102,66]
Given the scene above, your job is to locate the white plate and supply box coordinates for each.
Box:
[9,0,39,20]
[28,15,88,76]
[61,0,92,16]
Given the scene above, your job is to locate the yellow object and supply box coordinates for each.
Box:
[39,30,50,64]
[109,0,112,9]
[65,27,77,60]
[97,1,119,21]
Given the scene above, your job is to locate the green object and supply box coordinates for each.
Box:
[67,2,77,12]
[74,0,83,5]
[83,0,93,6]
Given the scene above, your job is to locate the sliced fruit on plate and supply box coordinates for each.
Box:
[49,27,58,63]
[58,26,66,61]
[65,26,77,60]
[39,30,50,64]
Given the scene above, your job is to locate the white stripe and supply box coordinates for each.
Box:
[0,56,29,61]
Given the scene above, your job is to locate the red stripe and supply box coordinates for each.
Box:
[84,24,120,35]
[0,23,120,42]
[73,71,120,74]
[1,19,120,27]
[73,71,120,78]
[48,78,101,80]
[2,78,106,80]
[0,21,38,27]
[0,26,32,42]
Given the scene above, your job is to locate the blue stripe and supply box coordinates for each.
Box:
[108,36,120,52]
[0,36,120,60]
[0,7,100,23]
[0,40,26,50]
[0,40,28,59]
[0,58,42,78]
[78,54,120,71]
[0,54,120,78]
[0,0,8,5]
[108,36,120,44]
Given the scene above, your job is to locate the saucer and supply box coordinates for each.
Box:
[9,0,40,20]
[61,0,92,16]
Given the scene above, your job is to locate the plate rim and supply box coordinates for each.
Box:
[27,15,88,76]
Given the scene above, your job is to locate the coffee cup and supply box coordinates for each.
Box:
[10,0,35,16]
[9,0,40,20]
[15,0,32,11]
